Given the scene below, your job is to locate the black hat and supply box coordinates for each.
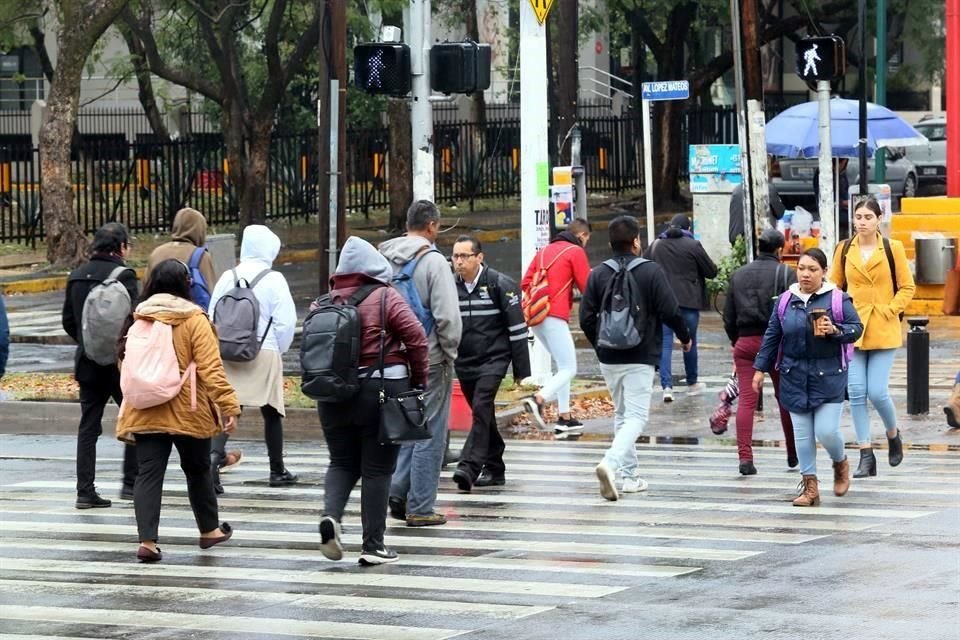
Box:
[670,214,691,230]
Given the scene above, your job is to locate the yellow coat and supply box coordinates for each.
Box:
[829,234,915,350]
[117,294,241,444]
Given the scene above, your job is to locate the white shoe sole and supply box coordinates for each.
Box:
[318,518,344,561]
[621,478,649,493]
[358,552,399,566]
[595,463,619,501]
[523,398,547,430]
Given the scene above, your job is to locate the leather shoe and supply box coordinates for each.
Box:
[75,492,111,509]
[137,545,162,562]
[474,470,505,487]
[452,468,473,493]
[119,485,135,501]
[888,431,904,467]
[739,461,757,476]
[269,469,299,486]
[388,496,406,521]
[199,522,233,549]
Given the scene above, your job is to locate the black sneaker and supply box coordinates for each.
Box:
[358,547,398,566]
[269,469,299,487]
[452,468,473,493]
[474,470,505,487]
[118,485,135,501]
[318,516,344,561]
[388,496,406,521]
[739,461,758,476]
[75,492,111,509]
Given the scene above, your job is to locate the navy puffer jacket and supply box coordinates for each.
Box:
[754,283,863,413]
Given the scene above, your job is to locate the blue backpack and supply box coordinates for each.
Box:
[188,247,211,309]
[393,249,438,336]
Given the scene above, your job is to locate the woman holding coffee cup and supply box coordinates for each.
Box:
[753,249,863,506]
[829,196,915,478]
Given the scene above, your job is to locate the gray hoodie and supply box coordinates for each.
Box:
[379,234,461,365]
[336,236,393,284]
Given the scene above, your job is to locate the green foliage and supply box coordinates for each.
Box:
[707,234,746,297]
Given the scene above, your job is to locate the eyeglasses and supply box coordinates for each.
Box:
[452,253,477,261]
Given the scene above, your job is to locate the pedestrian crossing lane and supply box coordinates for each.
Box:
[0,440,957,639]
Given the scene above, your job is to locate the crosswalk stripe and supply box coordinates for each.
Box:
[0,605,461,640]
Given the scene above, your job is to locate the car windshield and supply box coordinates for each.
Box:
[916,124,946,141]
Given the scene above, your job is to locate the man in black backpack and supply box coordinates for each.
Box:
[62,223,139,508]
[449,236,530,492]
[580,216,691,502]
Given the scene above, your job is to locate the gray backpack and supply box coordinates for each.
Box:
[81,266,132,365]
[212,268,273,362]
[596,257,649,351]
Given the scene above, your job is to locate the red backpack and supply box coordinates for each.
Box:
[522,245,576,326]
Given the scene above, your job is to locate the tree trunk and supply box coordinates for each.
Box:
[387,100,412,232]
[555,0,578,165]
[238,119,272,227]
[118,25,170,140]
[465,0,486,126]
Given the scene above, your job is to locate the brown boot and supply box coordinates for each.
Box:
[792,475,820,507]
[833,457,850,496]
[945,384,960,429]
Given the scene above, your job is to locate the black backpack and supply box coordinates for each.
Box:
[596,257,649,350]
[300,284,382,402]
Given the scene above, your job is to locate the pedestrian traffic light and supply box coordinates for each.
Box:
[430,42,491,94]
[795,36,846,82]
[354,43,411,96]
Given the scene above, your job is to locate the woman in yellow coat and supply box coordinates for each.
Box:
[829,196,915,478]
[117,259,242,562]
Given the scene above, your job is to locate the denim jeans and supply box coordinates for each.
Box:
[659,307,699,389]
[789,403,846,476]
[529,316,576,414]
[848,348,899,444]
[599,363,654,480]
[390,361,452,516]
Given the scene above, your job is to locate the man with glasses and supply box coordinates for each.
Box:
[449,236,530,492]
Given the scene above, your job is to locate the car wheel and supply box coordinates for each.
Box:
[903,173,918,199]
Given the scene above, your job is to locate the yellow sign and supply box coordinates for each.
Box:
[529,0,555,25]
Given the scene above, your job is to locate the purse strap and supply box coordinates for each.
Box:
[376,288,388,402]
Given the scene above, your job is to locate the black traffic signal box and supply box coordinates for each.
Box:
[795,36,846,82]
[430,41,491,94]
[354,43,412,96]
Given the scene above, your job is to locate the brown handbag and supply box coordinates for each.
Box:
[944,246,960,316]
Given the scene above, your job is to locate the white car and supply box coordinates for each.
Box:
[906,116,947,189]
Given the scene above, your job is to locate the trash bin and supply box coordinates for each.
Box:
[914,235,958,285]
[206,233,237,282]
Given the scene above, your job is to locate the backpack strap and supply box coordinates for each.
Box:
[602,258,621,273]
[882,237,899,298]
[839,239,853,291]
[248,268,273,289]
[188,247,205,270]
[343,283,382,307]
[104,265,131,284]
[775,292,792,370]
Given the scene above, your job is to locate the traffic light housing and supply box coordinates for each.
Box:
[354,43,411,96]
[795,36,846,82]
[430,42,491,94]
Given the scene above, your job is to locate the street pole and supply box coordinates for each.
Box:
[642,95,655,247]
[316,0,330,293]
[947,0,960,197]
[730,0,755,262]
[407,0,434,202]
[857,0,868,195]
[331,0,347,275]
[741,0,770,253]
[520,0,552,383]
[817,80,836,258]
[875,0,887,183]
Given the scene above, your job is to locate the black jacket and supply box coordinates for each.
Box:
[62,255,139,384]
[723,253,797,343]
[644,231,718,309]
[728,183,787,245]
[579,253,691,366]
[454,265,531,382]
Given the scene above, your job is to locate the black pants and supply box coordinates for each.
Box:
[456,375,505,481]
[77,377,138,495]
[211,404,285,474]
[319,378,402,552]
[134,433,219,542]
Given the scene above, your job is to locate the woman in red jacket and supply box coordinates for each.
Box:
[521,219,592,438]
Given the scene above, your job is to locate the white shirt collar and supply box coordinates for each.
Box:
[463,264,485,293]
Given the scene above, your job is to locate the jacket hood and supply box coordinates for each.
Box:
[552,231,581,246]
[170,208,207,246]
[335,236,393,284]
[135,293,204,325]
[789,281,837,297]
[239,225,281,264]
[378,234,433,267]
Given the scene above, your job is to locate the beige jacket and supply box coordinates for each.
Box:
[145,207,217,291]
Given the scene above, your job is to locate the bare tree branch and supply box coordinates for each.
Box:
[262,0,288,90]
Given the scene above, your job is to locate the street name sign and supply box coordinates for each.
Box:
[641,80,690,102]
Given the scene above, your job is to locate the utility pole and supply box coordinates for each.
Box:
[740,0,771,257]
[406,0,434,202]
[817,80,837,258]
[332,0,347,258]
[317,0,331,292]
[730,0,755,262]
[875,0,887,183]
[946,0,959,197]
[857,0,868,195]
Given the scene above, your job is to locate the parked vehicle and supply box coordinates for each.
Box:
[906,116,947,188]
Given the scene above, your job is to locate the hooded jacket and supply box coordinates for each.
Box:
[116,293,241,443]
[208,225,296,354]
[754,282,863,413]
[379,234,461,366]
[644,226,718,309]
[328,237,429,387]
[520,231,591,323]
[145,208,216,292]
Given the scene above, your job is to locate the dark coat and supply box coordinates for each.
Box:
[754,285,863,413]
[61,255,139,384]
[455,265,531,382]
[644,232,718,309]
[579,253,692,366]
[728,183,787,245]
[723,254,797,343]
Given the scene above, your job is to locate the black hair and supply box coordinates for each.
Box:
[758,229,786,254]
[854,195,883,218]
[801,247,828,270]
[90,222,129,256]
[406,200,440,231]
[568,218,593,234]
[454,234,482,255]
[608,215,641,253]
[140,259,192,303]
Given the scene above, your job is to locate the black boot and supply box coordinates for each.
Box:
[853,448,877,478]
[888,431,904,467]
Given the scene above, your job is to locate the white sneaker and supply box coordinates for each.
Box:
[686,382,707,396]
[621,477,648,493]
[522,398,547,430]
[318,516,343,561]
[595,461,619,501]
[662,389,674,403]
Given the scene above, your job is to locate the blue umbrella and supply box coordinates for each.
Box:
[765,98,927,158]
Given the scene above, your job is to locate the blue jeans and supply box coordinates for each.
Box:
[790,403,846,476]
[390,361,452,516]
[599,363,654,480]
[659,307,699,389]
[848,348,898,444]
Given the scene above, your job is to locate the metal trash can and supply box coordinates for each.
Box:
[914,235,957,285]
[206,233,237,282]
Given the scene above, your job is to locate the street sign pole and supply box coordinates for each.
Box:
[817,79,836,258]
[406,0,434,202]
[641,81,689,247]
